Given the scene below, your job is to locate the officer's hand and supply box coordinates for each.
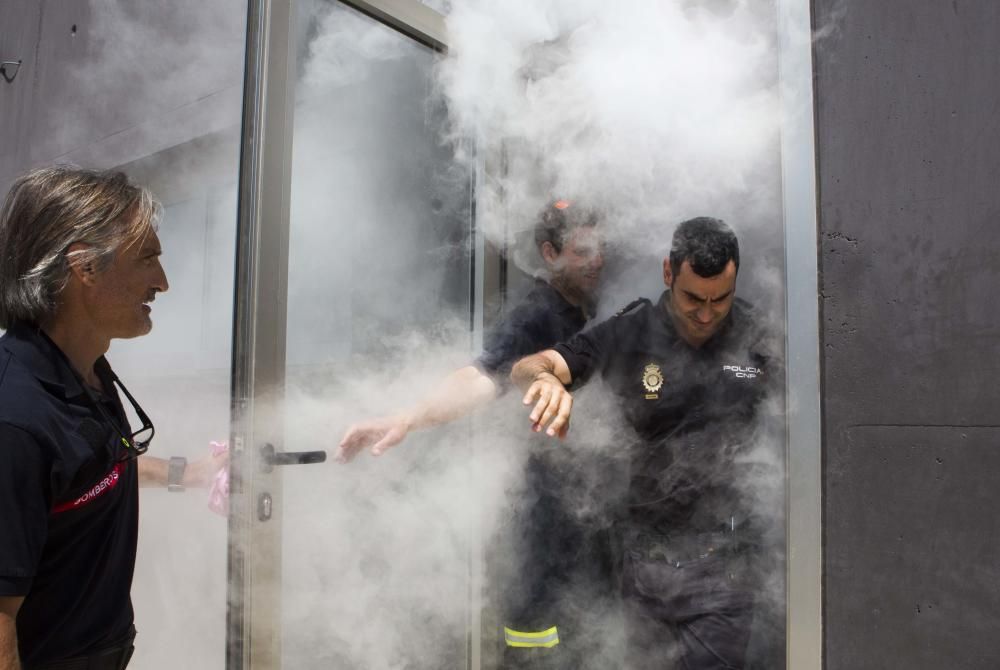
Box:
[336,415,410,463]
[522,373,573,439]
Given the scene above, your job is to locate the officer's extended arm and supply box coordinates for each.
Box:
[0,596,22,670]
[511,349,574,439]
[336,365,498,462]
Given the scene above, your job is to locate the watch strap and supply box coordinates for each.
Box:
[167,456,187,492]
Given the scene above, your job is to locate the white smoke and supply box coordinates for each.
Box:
[432,3,788,668]
[258,1,793,668]
[438,0,780,247]
[58,0,796,667]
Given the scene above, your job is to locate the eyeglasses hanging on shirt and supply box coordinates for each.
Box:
[84,357,155,461]
[38,328,154,462]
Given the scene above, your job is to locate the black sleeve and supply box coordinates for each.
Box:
[552,316,618,389]
[475,319,521,380]
[0,423,51,596]
[475,304,550,384]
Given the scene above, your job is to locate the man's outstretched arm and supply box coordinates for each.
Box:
[0,596,22,670]
[511,349,574,438]
[137,450,229,488]
[336,365,498,462]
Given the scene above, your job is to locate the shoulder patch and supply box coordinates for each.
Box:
[614,298,651,317]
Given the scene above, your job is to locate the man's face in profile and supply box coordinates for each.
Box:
[87,229,169,340]
[664,258,737,346]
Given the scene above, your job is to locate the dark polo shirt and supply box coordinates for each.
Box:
[554,292,778,534]
[0,322,138,666]
[476,278,588,385]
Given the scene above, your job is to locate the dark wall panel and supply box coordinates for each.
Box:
[813,1,1000,668]
[826,426,1000,669]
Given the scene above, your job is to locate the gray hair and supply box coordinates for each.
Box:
[0,166,161,329]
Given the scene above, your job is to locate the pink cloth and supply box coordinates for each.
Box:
[208,440,229,517]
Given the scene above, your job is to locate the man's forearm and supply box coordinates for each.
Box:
[404,365,497,431]
[0,598,22,670]
[138,455,169,487]
[0,624,17,670]
[0,639,17,670]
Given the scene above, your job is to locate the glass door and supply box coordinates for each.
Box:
[228,0,823,668]
[227,1,481,668]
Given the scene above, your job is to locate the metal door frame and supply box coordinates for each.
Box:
[228,1,824,668]
[228,0,297,666]
[777,1,824,668]
[227,2,452,668]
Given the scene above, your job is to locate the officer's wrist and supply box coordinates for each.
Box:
[534,371,563,386]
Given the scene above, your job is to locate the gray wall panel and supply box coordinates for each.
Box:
[0,1,44,176]
[825,426,1000,670]
[814,1,1000,668]
[0,0,245,189]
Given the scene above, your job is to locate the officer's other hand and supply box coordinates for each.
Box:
[522,373,573,439]
[336,416,410,463]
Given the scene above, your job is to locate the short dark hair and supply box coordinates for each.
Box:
[669,217,740,279]
[533,199,599,253]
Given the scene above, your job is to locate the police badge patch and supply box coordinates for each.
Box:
[642,363,663,399]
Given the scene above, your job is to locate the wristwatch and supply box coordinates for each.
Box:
[167,456,187,492]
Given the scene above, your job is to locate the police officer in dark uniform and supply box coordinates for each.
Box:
[337,200,613,668]
[512,217,779,669]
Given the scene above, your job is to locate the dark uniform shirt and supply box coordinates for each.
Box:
[554,291,776,535]
[476,279,588,385]
[0,322,139,666]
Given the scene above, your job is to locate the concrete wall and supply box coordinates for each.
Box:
[0,0,244,189]
[813,2,1000,668]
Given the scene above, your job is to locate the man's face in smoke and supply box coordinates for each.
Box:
[543,225,604,299]
[663,258,737,346]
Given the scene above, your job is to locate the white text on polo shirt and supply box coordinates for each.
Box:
[723,364,762,379]
[54,462,125,513]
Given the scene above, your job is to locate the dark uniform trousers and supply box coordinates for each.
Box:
[499,504,620,670]
[499,451,623,670]
[621,532,757,670]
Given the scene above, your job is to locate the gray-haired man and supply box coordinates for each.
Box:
[0,167,223,670]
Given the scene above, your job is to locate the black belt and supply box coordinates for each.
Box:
[625,530,743,567]
[27,627,136,670]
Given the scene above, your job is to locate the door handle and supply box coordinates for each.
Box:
[259,443,327,473]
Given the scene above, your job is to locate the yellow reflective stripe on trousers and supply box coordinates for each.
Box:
[504,626,559,648]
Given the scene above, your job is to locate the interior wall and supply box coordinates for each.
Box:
[813,2,1000,668]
